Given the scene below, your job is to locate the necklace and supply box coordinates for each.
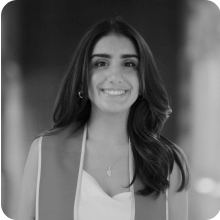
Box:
[90,141,129,178]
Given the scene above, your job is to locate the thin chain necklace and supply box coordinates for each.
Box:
[90,140,129,178]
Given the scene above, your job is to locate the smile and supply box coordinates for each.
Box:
[100,89,129,96]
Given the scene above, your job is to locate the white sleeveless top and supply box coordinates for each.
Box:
[77,124,135,220]
[78,170,133,220]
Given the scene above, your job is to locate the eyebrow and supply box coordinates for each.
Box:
[91,53,139,60]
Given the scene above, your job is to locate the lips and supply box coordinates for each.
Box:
[100,88,129,92]
[100,88,129,96]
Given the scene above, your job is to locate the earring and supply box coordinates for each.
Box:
[78,90,83,98]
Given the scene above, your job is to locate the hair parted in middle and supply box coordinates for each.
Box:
[48,16,190,197]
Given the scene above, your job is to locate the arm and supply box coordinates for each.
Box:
[16,138,40,220]
[168,162,189,220]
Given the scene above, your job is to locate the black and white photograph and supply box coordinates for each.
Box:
[1,0,220,219]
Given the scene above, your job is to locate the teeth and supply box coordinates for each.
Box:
[102,90,127,95]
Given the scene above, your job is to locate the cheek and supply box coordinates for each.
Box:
[132,75,140,94]
[88,77,94,100]
[88,72,101,99]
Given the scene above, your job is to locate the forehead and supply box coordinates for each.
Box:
[92,34,137,55]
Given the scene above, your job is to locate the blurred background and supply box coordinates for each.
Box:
[1,0,220,219]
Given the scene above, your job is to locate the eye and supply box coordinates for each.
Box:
[124,62,136,67]
[95,61,108,67]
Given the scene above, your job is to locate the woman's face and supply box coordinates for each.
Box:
[88,34,139,115]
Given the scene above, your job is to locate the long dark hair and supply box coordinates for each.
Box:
[45,16,190,197]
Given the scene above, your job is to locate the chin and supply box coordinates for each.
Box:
[101,104,130,115]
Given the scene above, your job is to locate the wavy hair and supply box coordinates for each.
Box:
[45,16,190,197]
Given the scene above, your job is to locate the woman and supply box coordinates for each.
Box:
[17,17,190,220]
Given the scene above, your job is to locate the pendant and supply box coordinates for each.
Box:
[107,167,112,178]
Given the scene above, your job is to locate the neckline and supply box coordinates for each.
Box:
[74,124,135,220]
[83,123,133,198]
[82,169,132,199]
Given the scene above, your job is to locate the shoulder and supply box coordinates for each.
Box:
[42,124,84,141]
[40,126,74,148]
[17,137,42,219]
[21,137,41,192]
[169,141,190,191]
[168,161,188,220]
[168,146,188,220]
[40,124,85,152]
[172,143,191,188]
[27,137,42,173]
[169,161,184,193]
[27,137,41,166]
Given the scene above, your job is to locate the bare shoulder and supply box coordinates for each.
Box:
[17,137,42,220]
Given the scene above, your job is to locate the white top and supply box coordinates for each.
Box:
[77,124,135,220]
[78,170,132,220]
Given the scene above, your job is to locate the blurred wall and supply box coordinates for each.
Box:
[178,0,220,219]
[2,1,27,218]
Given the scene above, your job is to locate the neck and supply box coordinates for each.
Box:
[87,108,129,148]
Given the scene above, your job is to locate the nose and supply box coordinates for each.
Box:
[107,67,123,84]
